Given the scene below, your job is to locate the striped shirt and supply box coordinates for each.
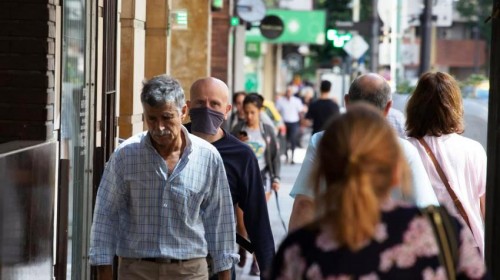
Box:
[89,126,237,273]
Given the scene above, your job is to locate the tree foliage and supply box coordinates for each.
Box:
[305,0,492,76]
[455,0,493,43]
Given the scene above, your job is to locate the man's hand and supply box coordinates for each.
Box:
[278,124,286,136]
[271,182,280,192]
[237,134,249,142]
[96,265,113,280]
[218,269,231,280]
[235,205,248,268]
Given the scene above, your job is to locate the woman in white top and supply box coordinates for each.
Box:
[405,71,486,255]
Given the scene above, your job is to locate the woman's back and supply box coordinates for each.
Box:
[270,101,488,279]
[270,202,487,279]
[405,71,487,255]
[409,134,486,255]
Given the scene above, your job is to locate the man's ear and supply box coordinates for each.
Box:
[181,104,188,120]
[383,100,392,117]
[186,100,191,109]
[224,104,232,120]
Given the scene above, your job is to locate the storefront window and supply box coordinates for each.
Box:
[61,0,88,278]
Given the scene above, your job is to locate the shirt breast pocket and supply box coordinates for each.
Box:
[169,182,205,220]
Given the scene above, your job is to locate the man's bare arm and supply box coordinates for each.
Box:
[288,194,315,231]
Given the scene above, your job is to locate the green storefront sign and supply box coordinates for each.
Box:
[245,42,261,58]
[245,73,258,92]
[245,9,326,45]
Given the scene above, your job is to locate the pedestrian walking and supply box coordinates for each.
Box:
[228,91,246,130]
[232,93,281,202]
[270,103,488,279]
[89,75,237,280]
[276,85,305,164]
[231,93,281,276]
[305,80,340,134]
[187,78,275,279]
[406,71,487,255]
[288,73,438,231]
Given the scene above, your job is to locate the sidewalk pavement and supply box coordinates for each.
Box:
[235,148,306,279]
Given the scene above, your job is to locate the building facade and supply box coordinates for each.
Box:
[0,0,234,279]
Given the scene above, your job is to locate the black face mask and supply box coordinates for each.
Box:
[189,107,225,135]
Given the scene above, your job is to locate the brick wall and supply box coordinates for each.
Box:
[0,0,56,143]
[210,0,231,84]
[435,39,487,67]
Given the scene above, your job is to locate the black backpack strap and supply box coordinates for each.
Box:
[421,205,459,279]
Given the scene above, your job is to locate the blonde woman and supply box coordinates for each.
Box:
[269,103,487,279]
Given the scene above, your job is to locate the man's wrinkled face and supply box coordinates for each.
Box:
[143,102,185,147]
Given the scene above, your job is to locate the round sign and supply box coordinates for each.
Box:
[237,0,266,22]
[259,15,284,39]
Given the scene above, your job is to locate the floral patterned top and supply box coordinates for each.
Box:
[269,202,488,280]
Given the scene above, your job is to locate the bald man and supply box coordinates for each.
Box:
[288,73,439,230]
[186,78,275,279]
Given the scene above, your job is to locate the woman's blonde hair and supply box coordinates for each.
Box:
[311,103,408,251]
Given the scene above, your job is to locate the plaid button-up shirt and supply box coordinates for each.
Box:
[89,126,237,273]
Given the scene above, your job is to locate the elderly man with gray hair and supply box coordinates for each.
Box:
[89,74,238,280]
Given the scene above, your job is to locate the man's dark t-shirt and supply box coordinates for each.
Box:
[185,123,275,276]
[306,99,340,134]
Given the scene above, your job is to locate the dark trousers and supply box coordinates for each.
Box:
[284,121,300,159]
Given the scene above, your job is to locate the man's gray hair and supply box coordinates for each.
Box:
[141,75,186,110]
[348,74,391,110]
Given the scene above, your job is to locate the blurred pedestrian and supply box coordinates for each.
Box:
[232,93,281,201]
[288,73,437,231]
[231,93,281,276]
[406,71,486,255]
[387,107,407,138]
[229,91,246,130]
[305,80,340,134]
[248,92,283,135]
[290,74,305,96]
[89,75,237,280]
[270,103,487,279]
[261,97,286,136]
[298,86,314,107]
[276,85,305,164]
[186,78,275,279]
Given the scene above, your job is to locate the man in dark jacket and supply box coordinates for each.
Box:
[186,77,275,279]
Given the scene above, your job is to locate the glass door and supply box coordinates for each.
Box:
[60,0,96,279]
